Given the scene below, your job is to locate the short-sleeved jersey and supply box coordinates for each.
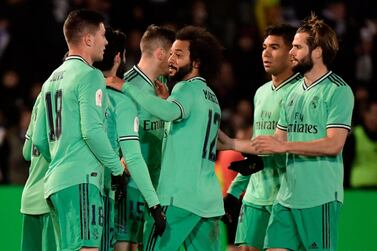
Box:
[228,73,301,206]
[276,71,354,208]
[123,66,165,188]
[106,87,159,206]
[33,56,123,198]
[20,95,50,214]
[157,77,224,217]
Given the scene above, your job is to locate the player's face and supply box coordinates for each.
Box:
[159,46,172,76]
[92,23,108,62]
[290,32,313,74]
[168,40,193,82]
[262,35,292,75]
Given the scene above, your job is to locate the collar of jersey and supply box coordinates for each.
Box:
[185,76,206,83]
[302,71,332,91]
[133,65,154,88]
[65,55,94,68]
[271,73,301,91]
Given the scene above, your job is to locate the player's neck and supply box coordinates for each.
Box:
[102,68,116,78]
[303,62,328,86]
[182,68,200,81]
[271,69,294,87]
[137,58,160,82]
[68,48,93,65]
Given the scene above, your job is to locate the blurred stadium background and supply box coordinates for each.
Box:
[0,0,377,250]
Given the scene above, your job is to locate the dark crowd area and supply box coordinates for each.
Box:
[1,0,377,188]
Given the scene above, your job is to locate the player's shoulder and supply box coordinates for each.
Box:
[257,80,273,93]
[176,76,206,89]
[123,67,138,82]
[325,72,350,89]
[107,87,136,106]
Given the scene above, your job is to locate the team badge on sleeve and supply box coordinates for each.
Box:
[96,89,102,107]
[134,117,139,133]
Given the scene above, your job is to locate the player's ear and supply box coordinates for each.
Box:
[114,52,121,65]
[83,33,93,47]
[192,59,200,69]
[155,48,164,61]
[312,46,322,60]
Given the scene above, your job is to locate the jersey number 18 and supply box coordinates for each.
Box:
[45,90,62,141]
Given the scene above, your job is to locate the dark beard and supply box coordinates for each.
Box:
[292,55,313,75]
[169,62,193,83]
[116,58,126,78]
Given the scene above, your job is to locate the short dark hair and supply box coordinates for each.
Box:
[140,25,175,55]
[94,27,127,72]
[297,13,339,66]
[264,24,297,47]
[176,26,224,83]
[63,9,104,45]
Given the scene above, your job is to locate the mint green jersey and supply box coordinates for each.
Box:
[228,73,301,206]
[276,71,354,208]
[106,87,159,207]
[33,56,123,198]
[21,95,50,214]
[123,77,224,217]
[123,66,165,188]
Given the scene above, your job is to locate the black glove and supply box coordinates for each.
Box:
[228,155,264,176]
[111,173,127,201]
[150,204,167,236]
[222,193,241,224]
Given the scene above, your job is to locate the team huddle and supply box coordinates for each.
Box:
[20,8,353,251]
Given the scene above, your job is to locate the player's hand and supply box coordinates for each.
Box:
[217,129,233,150]
[120,157,130,176]
[251,135,287,154]
[111,172,127,201]
[222,193,241,224]
[150,204,167,236]
[154,79,169,99]
[228,155,264,176]
[106,76,125,91]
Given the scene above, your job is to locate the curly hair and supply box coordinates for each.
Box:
[297,12,339,66]
[176,26,224,83]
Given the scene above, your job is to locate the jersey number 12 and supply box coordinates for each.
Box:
[202,109,220,162]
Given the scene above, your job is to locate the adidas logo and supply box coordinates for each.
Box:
[309,242,318,249]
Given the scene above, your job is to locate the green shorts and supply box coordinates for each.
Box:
[101,193,115,251]
[265,201,342,251]
[144,206,220,251]
[48,183,103,250]
[234,203,272,249]
[115,186,146,243]
[21,213,56,251]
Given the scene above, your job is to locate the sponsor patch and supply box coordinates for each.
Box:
[134,117,139,133]
[96,89,102,107]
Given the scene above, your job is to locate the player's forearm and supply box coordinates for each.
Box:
[233,139,258,154]
[120,140,159,207]
[284,137,345,156]
[123,84,181,121]
[82,125,123,176]
[227,173,250,199]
